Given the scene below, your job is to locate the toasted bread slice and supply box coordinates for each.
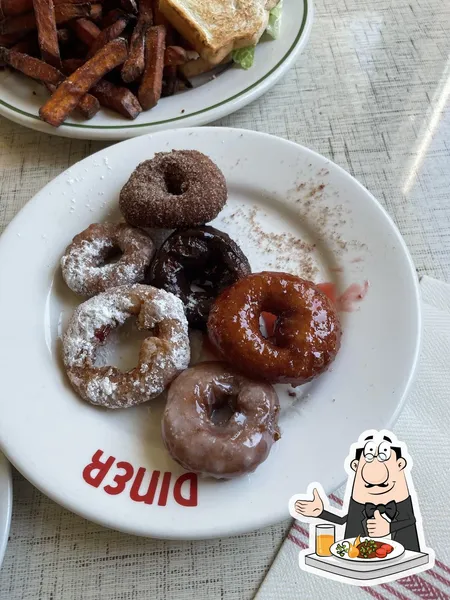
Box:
[159,0,273,65]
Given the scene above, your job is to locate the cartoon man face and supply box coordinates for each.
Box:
[350,435,410,504]
[293,431,421,551]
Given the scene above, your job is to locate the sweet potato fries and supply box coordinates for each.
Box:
[0,0,200,127]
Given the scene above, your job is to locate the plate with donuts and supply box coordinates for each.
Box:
[0,127,420,539]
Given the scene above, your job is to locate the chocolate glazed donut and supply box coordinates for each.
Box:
[148,226,251,330]
[162,362,280,479]
[208,272,342,385]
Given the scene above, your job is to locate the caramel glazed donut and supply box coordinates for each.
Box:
[148,226,251,330]
[162,362,280,479]
[61,223,155,297]
[119,150,227,229]
[208,272,342,385]
[63,285,190,409]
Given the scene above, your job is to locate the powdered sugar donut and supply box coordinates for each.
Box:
[61,223,155,297]
[63,285,190,409]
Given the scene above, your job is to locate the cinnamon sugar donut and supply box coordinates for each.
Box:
[162,362,280,479]
[119,150,227,228]
[63,284,190,409]
[208,272,342,385]
[61,223,155,297]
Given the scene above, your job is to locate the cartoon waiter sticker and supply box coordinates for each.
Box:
[289,430,434,586]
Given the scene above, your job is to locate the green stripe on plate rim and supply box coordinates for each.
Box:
[0,0,308,130]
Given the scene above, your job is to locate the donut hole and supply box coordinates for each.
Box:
[260,312,278,339]
[209,388,238,427]
[101,245,123,266]
[163,169,185,196]
[94,317,149,372]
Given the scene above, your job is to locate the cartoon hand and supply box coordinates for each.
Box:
[367,509,390,537]
[294,488,324,518]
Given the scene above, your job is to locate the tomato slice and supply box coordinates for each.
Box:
[376,548,387,558]
[382,544,394,553]
[261,312,277,337]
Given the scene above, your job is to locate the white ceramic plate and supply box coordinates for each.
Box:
[330,538,405,562]
[0,0,312,141]
[0,454,12,566]
[0,128,420,539]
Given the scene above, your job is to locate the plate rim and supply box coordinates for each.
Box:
[0,454,12,565]
[0,0,313,139]
[0,127,421,539]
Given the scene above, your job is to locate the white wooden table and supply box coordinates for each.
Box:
[0,0,449,597]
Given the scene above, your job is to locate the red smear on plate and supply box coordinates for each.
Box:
[317,281,369,312]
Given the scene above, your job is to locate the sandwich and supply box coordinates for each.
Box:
[159,0,283,72]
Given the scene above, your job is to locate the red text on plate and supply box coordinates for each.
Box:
[82,449,198,507]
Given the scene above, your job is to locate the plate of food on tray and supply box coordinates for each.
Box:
[0,0,312,140]
[0,127,420,538]
[331,536,405,562]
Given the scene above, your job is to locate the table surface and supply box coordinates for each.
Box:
[0,0,449,597]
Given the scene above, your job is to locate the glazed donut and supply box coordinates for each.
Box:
[119,150,227,229]
[208,272,342,385]
[148,226,251,329]
[63,284,190,409]
[162,362,280,479]
[61,222,155,297]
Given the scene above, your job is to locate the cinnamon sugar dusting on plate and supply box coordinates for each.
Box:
[221,206,319,280]
[292,180,368,257]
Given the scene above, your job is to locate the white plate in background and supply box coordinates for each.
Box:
[0,454,12,566]
[0,0,313,140]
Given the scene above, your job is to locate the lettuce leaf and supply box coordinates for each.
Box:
[231,46,256,70]
[232,0,283,68]
[266,0,283,40]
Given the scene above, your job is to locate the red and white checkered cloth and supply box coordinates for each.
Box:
[255,276,450,600]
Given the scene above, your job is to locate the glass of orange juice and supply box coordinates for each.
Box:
[315,524,335,556]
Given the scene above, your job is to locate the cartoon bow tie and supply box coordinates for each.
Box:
[365,501,397,520]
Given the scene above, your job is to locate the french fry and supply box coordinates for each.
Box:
[101,8,128,29]
[90,79,141,119]
[70,18,100,46]
[45,82,99,118]
[33,0,61,68]
[86,14,129,59]
[120,0,152,83]
[0,0,104,18]
[0,46,62,83]
[0,46,99,116]
[39,37,128,126]
[61,57,83,72]
[62,56,140,119]
[138,25,165,110]
[0,4,92,35]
